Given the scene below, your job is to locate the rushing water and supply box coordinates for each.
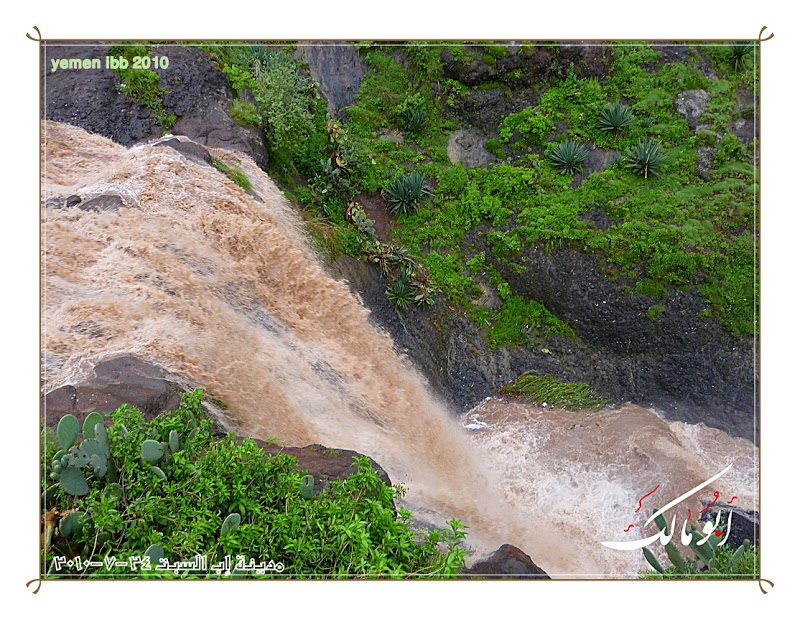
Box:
[42,121,758,577]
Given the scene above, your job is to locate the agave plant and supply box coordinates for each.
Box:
[383,172,431,215]
[386,269,415,310]
[728,41,753,72]
[405,106,428,134]
[598,103,634,132]
[625,138,666,179]
[548,140,589,175]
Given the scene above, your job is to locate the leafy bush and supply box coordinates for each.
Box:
[384,172,432,215]
[548,140,589,175]
[310,158,353,204]
[624,138,666,178]
[498,107,554,149]
[245,48,315,156]
[42,391,468,578]
[106,44,175,130]
[598,103,634,132]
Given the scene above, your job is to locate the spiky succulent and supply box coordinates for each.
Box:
[598,103,634,132]
[386,269,415,310]
[728,41,753,72]
[383,172,431,215]
[405,106,428,134]
[548,140,588,175]
[625,138,666,179]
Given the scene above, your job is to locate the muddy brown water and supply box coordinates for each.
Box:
[42,122,757,577]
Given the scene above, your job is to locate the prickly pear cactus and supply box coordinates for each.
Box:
[141,440,165,464]
[95,423,111,458]
[150,466,167,481]
[169,430,180,453]
[220,512,241,536]
[59,511,87,538]
[57,414,80,449]
[58,466,89,496]
[643,547,664,574]
[82,412,104,440]
[300,474,315,499]
[144,544,165,569]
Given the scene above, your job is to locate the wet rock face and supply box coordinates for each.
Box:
[43,43,269,169]
[462,544,550,578]
[327,244,757,444]
[43,44,163,146]
[295,42,368,117]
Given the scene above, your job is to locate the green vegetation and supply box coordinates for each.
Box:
[107,44,176,130]
[728,41,754,73]
[42,391,469,578]
[384,172,432,215]
[548,139,589,175]
[598,103,634,133]
[211,156,252,191]
[498,371,611,410]
[625,138,666,178]
[646,304,666,321]
[217,41,756,340]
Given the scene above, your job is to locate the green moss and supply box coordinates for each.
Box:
[212,156,252,191]
[499,371,610,410]
[646,304,665,321]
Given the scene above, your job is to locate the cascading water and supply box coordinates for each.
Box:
[42,121,757,577]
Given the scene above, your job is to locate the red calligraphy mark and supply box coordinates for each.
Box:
[634,485,660,513]
[623,524,635,532]
[688,508,692,520]
[699,490,720,515]
[727,496,738,504]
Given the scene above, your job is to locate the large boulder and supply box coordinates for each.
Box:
[447,128,496,169]
[673,89,711,130]
[463,544,550,578]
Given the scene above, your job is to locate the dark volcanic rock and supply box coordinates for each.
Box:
[79,194,125,212]
[43,43,269,169]
[256,442,393,495]
[153,137,213,166]
[42,355,184,427]
[327,242,757,444]
[699,505,759,550]
[295,42,368,116]
[43,43,163,146]
[463,544,550,578]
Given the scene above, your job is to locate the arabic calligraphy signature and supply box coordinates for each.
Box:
[601,464,733,551]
